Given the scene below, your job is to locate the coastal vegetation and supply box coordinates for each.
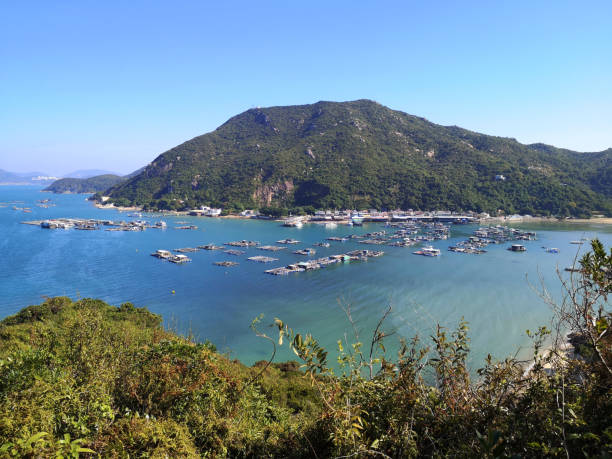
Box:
[101,100,612,217]
[0,240,610,457]
[44,174,125,194]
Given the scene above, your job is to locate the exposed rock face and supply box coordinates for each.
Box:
[252,180,294,206]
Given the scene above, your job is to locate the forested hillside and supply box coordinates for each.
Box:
[44,174,125,193]
[103,100,612,216]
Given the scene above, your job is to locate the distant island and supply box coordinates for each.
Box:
[98,100,611,217]
[44,167,145,194]
[62,169,120,179]
[44,174,125,193]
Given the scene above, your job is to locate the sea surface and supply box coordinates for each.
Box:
[1,185,611,369]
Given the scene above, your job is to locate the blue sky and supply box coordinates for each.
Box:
[1,1,610,175]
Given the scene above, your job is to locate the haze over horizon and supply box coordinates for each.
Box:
[1,1,611,176]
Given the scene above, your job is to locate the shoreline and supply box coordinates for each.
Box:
[94,205,612,225]
[89,196,612,225]
[482,216,612,225]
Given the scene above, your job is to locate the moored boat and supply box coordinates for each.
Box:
[413,245,441,257]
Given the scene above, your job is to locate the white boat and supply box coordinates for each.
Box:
[413,245,441,257]
[283,218,303,228]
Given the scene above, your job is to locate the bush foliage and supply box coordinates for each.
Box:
[0,241,610,457]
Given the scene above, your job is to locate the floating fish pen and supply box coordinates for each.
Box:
[214,261,238,267]
[326,236,348,242]
[448,246,486,254]
[248,256,278,263]
[276,238,300,244]
[346,249,384,258]
[225,240,259,247]
[388,240,417,248]
[39,220,73,229]
[360,239,387,245]
[105,225,144,231]
[174,247,199,253]
[265,267,299,276]
[293,248,316,255]
[258,245,286,251]
[473,226,535,243]
[313,242,331,247]
[224,249,245,256]
[363,231,386,238]
[198,244,224,250]
[175,225,198,230]
[169,254,191,263]
[265,250,383,275]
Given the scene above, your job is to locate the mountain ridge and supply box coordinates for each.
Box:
[103,100,612,216]
[0,169,58,185]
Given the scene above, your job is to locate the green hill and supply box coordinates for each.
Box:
[103,100,612,216]
[44,174,125,193]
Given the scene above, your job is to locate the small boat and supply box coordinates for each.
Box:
[283,217,304,228]
[351,216,364,226]
[570,240,583,245]
[508,244,526,252]
[413,246,441,257]
[545,248,560,254]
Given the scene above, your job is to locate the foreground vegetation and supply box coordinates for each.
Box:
[0,241,610,457]
[102,100,612,217]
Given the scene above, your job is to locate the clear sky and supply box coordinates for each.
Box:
[1,1,610,175]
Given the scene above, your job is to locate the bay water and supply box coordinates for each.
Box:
[1,186,610,369]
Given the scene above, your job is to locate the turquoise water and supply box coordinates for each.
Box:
[1,186,611,368]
